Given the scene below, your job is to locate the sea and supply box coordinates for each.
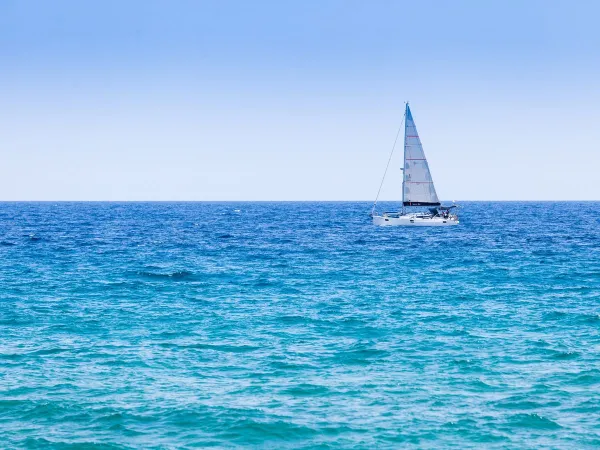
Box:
[1,201,599,449]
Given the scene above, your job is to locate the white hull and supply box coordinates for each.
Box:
[373,214,459,227]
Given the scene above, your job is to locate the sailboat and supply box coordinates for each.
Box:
[371,103,459,226]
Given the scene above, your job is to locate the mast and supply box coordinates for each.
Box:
[401,102,408,214]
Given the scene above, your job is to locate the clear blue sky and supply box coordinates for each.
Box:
[1,0,599,200]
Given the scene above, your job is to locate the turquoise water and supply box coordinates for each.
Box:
[1,201,600,448]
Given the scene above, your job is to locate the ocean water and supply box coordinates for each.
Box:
[1,201,600,449]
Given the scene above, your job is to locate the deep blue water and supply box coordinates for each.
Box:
[1,201,600,448]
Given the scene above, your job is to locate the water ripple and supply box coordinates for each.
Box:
[0,201,599,448]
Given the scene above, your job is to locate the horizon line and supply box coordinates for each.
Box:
[0,200,599,203]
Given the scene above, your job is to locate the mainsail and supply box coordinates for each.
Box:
[403,104,440,206]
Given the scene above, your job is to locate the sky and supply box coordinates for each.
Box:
[1,0,599,201]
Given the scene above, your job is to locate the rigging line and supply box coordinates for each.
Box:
[371,114,405,215]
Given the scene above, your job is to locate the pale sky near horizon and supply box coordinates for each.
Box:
[1,0,599,201]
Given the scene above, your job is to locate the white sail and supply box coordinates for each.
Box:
[403,104,440,206]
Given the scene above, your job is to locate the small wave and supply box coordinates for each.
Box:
[451,358,483,371]
[442,418,478,429]
[582,313,600,324]
[531,250,556,257]
[19,400,90,422]
[136,270,194,280]
[495,399,544,410]
[270,360,315,371]
[564,398,600,413]
[544,310,568,319]
[0,318,31,326]
[254,278,276,287]
[225,419,318,442]
[161,406,318,441]
[468,379,500,391]
[280,286,301,294]
[281,383,330,397]
[532,338,551,347]
[29,347,70,357]
[247,253,275,261]
[541,348,581,360]
[551,350,580,360]
[572,369,600,385]
[92,410,149,428]
[278,314,307,324]
[508,413,561,430]
[0,241,16,246]
[543,310,600,325]
[158,342,259,353]
[332,345,389,366]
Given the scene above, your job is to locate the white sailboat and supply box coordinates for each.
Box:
[372,103,459,226]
